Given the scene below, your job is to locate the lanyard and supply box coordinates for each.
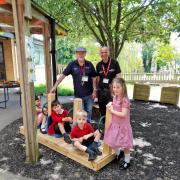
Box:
[80,65,85,76]
[101,58,111,77]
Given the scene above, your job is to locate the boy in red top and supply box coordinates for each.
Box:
[48,100,72,144]
[70,110,102,161]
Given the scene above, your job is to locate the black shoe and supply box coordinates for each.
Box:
[119,161,130,170]
[90,142,102,156]
[64,134,72,144]
[40,127,47,134]
[88,150,97,161]
[116,151,124,161]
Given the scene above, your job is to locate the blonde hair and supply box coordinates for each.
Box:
[76,110,87,119]
[112,77,128,98]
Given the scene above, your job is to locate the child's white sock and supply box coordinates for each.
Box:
[41,124,45,129]
[115,149,120,156]
[124,153,130,163]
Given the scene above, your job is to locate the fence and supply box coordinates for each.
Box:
[121,73,180,84]
[57,64,180,84]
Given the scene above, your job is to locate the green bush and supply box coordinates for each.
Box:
[57,87,74,96]
[34,84,74,96]
[34,84,46,95]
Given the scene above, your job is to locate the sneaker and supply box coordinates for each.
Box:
[64,134,72,144]
[88,150,97,161]
[40,127,47,134]
[119,161,130,170]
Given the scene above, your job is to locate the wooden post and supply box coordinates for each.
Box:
[12,0,38,162]
[47,93,55,115]
[103,107,112,154]
[43,23,52,92]
[73,98,82,121]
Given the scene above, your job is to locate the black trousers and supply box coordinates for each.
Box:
[97,89,112,117]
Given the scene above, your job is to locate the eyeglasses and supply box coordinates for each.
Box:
[101,52,108,54]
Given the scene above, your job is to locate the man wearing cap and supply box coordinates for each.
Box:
[96,47,121,117]
[50,47,97,122]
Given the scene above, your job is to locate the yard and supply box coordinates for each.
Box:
[0,100,179,180]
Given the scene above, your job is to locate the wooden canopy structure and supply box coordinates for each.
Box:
[0,0,67,162]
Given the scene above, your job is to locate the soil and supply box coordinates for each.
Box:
[0,100,180,180]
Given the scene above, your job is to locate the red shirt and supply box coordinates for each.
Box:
[70,123,94,139]
[48,109,68,135]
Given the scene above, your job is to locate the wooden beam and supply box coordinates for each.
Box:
[43,22,52,92]
[12,0,38,162]
[103,107,112,154]
[47,93,55,115]
[0,13,14,26]
[32,7,49,24]
[73,98,82,120]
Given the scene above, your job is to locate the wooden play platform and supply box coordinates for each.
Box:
[20,127,115,171]
[20,94,116,171]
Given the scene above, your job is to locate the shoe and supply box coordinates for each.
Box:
[116,150,124,161]
[90,142,102,156]
[40,127,47,134]
[64,134,72,144]
[88,150,97,161]
[119,161,130,170]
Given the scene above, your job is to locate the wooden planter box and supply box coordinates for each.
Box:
[160,87,180,105]
[133,83,150,101]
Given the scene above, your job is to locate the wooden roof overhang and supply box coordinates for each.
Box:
[0,0,68,36]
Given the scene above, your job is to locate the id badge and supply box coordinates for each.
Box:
[82,76,88,82]
[103,78,109,84]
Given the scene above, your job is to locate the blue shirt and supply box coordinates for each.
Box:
[63,60,96,98]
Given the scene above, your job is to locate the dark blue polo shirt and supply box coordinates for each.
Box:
[96,58,121,90]
[63,60,96,98]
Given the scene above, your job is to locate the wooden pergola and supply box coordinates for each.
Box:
[0,0,67,162]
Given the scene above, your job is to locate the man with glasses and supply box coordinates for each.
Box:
[96,47,121,117]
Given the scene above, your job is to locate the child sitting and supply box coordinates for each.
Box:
[48,100,72,144]
[70,110,102,161]
[35,95,47,134]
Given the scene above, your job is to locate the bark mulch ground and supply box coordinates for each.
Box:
[0,101,179,180]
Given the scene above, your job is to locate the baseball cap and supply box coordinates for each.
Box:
[75,47,87,52]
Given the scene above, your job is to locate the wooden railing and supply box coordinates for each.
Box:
[57,64,180,84]
[121,73,180,84]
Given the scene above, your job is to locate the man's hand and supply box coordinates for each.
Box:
[92,90,97,99]
[50,87,56,93]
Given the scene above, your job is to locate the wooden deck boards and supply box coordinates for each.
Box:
[19,126,116,171]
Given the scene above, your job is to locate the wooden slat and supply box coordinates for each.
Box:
[20,126,115,171]
[103,106,112,154]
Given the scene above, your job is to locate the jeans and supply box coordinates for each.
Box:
[76,95,92,122]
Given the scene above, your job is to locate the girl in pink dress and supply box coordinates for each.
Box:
[104,77,133,169]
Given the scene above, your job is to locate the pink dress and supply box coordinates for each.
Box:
[104,96,133,149]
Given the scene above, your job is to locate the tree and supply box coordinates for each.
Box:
[142,41,155,73]
[73,0,178,59]
[34,0,179,59]
[153,43,176,71]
